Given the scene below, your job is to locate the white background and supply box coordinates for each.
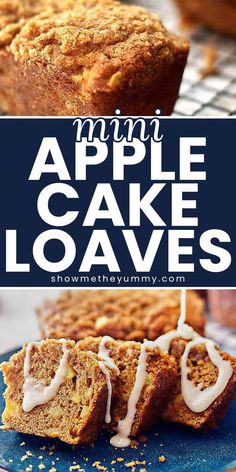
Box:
[0,290,60,354]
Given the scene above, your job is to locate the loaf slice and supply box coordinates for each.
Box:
[0,0,189,116]
[37,289,205,343]
[1,339,115,444]
[78,336,177,436]
[175,0,236,37]
[163,338,236,428]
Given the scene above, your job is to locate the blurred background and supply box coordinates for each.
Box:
[126,0,236,116]
[0,289,236,355]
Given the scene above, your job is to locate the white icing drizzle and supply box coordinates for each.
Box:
[181,337,233,412]
[110,289,234,448]
[98,336,119,424]
[98,336,120,374]
[178,289,186,327]
[98,361,113,424]
[23,340,69,413]
[110,290,189,448]
[154,330,178,352]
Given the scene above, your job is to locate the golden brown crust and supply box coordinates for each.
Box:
[1,339,113,445]
[0,0,189,115]
[175,0,236,37]
[37,289,205,343]
[77,336,178,435]
[163,339,236,429]
[1,335,236,442]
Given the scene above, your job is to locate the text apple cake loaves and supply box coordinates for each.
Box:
[1,337,177,445]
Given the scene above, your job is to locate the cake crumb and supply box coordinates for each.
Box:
[21,455,29,462]
[158,455,166,463]
[126,461,146,468]
[38,464,46,470]
[25,467,33,472]
[49,468,57,472]
[92,462,107,471]
[69,466,81,471]
[117,458,124,462]
[130,440,139,448]
[20,442,26,446]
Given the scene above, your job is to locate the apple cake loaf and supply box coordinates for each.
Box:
[37,289,205,342]
[163,337,236,429]
[175,0,236,37]
[0,0,189,115]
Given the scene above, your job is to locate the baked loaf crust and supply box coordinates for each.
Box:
[1,339,114,444]
[208,290,236,329]
[1,335,236,445]
[163,338,236,428]
[37,289,205,342]
[77,336,177,435]
[0,0,189,115]
[175,0,236,37]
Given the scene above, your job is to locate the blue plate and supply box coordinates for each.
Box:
[0,348,236,472]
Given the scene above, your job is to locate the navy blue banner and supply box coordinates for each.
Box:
[0,117,235,287]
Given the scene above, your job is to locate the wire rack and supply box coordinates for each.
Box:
[128,0,236,116]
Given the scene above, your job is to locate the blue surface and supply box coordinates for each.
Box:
[0,348,236,472]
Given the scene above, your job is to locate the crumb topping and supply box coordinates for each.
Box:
[0,0,111,46]
[11,3,170,71]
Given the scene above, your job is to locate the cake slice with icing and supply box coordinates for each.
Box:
[154,291,236,429]
[77,336,178,445]
[1,339,117,444]
[163,337,236,429]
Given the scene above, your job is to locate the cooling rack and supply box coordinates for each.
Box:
[129,0,236,116]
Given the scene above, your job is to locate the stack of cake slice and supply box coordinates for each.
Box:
[1,338,177,445]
